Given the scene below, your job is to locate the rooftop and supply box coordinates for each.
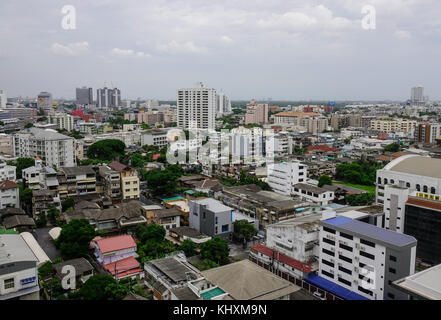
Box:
[383,155,441,179]
[393,264,441,300]
[0,180,18,190]
[95,235,137,254]
[274,111,320,117]
[0,234,38,266]
[322,216,417,249]
[21,127,73,140]
[192,198,233,213]
[151,257,195,283]
[293,183,328,194]
[60,166,95,176]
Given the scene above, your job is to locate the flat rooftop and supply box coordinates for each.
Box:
[393,264,441,300]
[384,155,441,179]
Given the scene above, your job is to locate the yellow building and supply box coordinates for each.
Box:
[108,161,140,200]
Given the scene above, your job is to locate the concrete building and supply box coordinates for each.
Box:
[177,82,216,130]
[370,118,417,133]
[13,127,76,167]
[48,113,74,132]
[76,87,93,105]
[0,180,19,209]
[97,165,122,203]
[411,86,424,103]
[0,134,13,155]
[37,92,52,109]
[292,183,335,206]
[140,129,168,148]
[0,161,16,182]
[57,166,97,200]
[318,215,417,300]
[0,90,6,109]
[0,234,40,300]
[244,101,269,125]
[393,263,441,300]
[414,122,441,144]
[108,161,140,201]
[216,92,232,117]
[267,160,307,196]
[97,87,121,108]
[189,198,233,240]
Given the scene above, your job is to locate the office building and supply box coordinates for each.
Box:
[37,92,52,109]
[48,113,74,132]
[414,122,441,144]
[318,215,417,300]
[177,82,216,130]
[216,92,232,117]
[244,100,269,125]
[76,87,93,105]
[140,129,168,148]
[97,87,121,108]
[370,118,417,133]
[411,86,424,103]
[0,90,6,109]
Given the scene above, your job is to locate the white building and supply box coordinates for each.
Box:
[216,92,232,117]
[0,180,19,209]
[177,82,216,130]
[0,161,16,182]
[140,129,168,148]
[318,215,417,300]
[292,183,334,206]
[267,160,307,196]
[48,113,74,132]
[0,90,6,109]
[13,128,76,168]
[0,234,40,300]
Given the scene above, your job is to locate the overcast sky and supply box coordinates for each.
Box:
[1,0,440,101]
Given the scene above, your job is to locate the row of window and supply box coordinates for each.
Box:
[378,177,436,194]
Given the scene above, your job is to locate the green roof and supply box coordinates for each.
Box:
[162,196,186,201]
[201,287,226,300]
[0,228,19,235]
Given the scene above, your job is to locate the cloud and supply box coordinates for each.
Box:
[395,30,412,39]
[109,48,151,57]
[50,42,90,56]
[156,40,207,54]
[220,36,233,44]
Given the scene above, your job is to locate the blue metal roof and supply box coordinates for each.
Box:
[323,216,416,247]
[306,274,369,300]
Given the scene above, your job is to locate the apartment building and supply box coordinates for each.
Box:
[267,160,307,196]
[108,161,140,200]
[32,189,61,218]
[370,118,417,133]
[244,101,269,125]
[318,215,417,300]
[0,180,19,209]
[177,82,216,130]
[137,111,164,125]
[76,87,93,105]
[0,161,16,182]
[292,183,335,206]
[189,198,233,240]
[97,87,121,108]
[97,165,122,203]
[0,234,40,300]
[0,134,13,155]
[414,122,441,144]
[57,166,97,199]
[13,127,76,167]
[216,92,232,117]
[48,113,74,132]
[141,129,168,148]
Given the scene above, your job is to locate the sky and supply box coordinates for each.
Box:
[0,0,440,101]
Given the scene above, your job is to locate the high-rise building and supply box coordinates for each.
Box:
[267,160,307,196]
[177,82,216,129]
[0,90,7,109]
[411,86,424,103]
[76,87,93,105]
[414,122,441,144]
[48,113,75,132]
[97,87,121,108]
[245,100,269,125]
[216,92,232,117]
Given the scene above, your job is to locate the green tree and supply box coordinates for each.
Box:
[318,175,333,187]
[19,184,33,214]
[135,224,166,243]
[56,219,95,259]
[144,169,178,196]
[233,220,258,242]
[345,192,375,206]
[47,206,60,225]
[35,213,47,228]
[78,275,127,300]
[38,261,55,278]
[24,123,34,129]
[61,197,75,212]
[9,157,35,180]
[200,237,230,266]
[86,139,126,161]
[384,142,400,153]
[179,239,197,257]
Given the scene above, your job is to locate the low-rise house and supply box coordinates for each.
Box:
[96,165,122,203]
[93,235,143,280]
[0,180,19,209]
[168,226,211,245]
[0,161,16,182]
[292,183,334,206]
[32,189,61,218]
[144,208,181,233]
[57,166,96,200]
[52,258,94,286]
[108,161,140,201]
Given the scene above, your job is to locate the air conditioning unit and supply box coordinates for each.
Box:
[354,267,359,272]
[330,259,335,263]
[355,243,360,249]
[361,246,366,251]
[338,263,342,267]
[330,248,335,252]
[354,256,359,261]
[353,280,358,284]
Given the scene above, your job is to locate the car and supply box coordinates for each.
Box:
[312,291,326,300]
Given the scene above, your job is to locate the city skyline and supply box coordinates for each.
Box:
[1,1,441,100]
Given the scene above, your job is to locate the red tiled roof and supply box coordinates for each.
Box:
[406,197,441,212]
[108,161,131,172]
[306,145,338,154]
[152,153,161,160]
[95,235,137,254]
[250,243,313,273]
[0,180,19,190]
[103,256,142,277]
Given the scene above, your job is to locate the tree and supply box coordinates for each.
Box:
[144,169,178,196]
[9,157,35,180]
[24,123,34,129]
[345,192,375,206]
[56,219,95,259]
[86,139,126,161]
[233,220,257,242]
[384,142,400,153]
[19,184,33,214]
[179,239,197,257]
[47,206,60,225]
[200,237,230,266]
[38,261,55,278]
[78,275,127,300]
[135,224,166,243]
[35,213,47,228]
[61,197,75,212]
[318,175,333,188]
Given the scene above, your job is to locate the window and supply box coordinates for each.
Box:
[323,226,336,234]
[431,187,436,194]
[322,270,334,278]
[387,293,395,299]
[378,177,381,184]
[423,185,428,193]
[339,243,353,252]
[322,259,334,268]
[360,239,376,248]
[358,286,373,296]
[338,266,352,275]
[340,232,353,240]
[221,224,229,232]
[338,277,351,286]
[360,251,375,260]
[389,267,396,274]
[4,278,14,290]
[390,179,394,184]
[322,238,335,246]
[339,254,352,264]
[322,248,335,257]
[384,178,388,184]
[406,182,410,188]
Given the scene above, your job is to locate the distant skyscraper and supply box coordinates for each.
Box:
[0,90,6,109]
[411,86,424,103]
[216,92,232,117]
[97,87,121,108]
[37,92,53,109]
[177,82,216,129]
[76,87,93,105]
